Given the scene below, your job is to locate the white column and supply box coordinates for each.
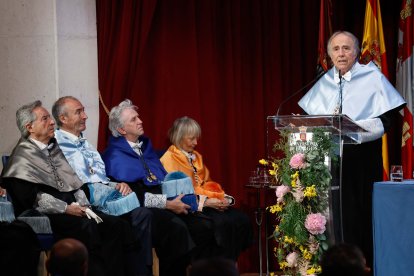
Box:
[0,0,99,170]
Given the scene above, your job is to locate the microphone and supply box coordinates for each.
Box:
[276,69,327,116]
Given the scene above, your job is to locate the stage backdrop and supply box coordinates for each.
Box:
[96,0,401,272]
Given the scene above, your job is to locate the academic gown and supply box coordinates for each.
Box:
[161,145,254,261]
[2,138,136,276]
[54,128,153,275]
[298,61,406,268]
[103,135,221,275]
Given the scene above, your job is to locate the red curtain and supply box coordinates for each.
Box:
[96,0,401,272]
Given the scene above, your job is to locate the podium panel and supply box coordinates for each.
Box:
[266,115,368,245]
[267,114,367,145]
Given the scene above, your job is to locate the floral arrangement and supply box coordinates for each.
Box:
[261,128,336,275]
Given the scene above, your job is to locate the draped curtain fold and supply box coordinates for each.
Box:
[96,0,320,193]
[96,0,400,272]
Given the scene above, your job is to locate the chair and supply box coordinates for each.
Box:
[1,155,8,168]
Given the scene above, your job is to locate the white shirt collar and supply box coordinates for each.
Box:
[29,137,49,150]
[180,148,196,162]
[127,139,143,155]
[334,66,353,83]
[58,129,85,141]
[127,139,143,148]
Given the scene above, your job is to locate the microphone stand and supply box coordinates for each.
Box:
[275,69,327,116]
[339,70,343,114]
[337,70,344,242]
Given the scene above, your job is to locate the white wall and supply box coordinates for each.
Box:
[0,0,99,171]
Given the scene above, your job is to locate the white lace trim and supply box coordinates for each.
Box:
[144,193,166,209]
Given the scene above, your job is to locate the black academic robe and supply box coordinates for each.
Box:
[334,108,400,269]
[4,177,140,276]
[1,137,143,276]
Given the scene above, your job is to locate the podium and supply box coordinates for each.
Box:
[266,114,367,244]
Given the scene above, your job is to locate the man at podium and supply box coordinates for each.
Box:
[298,31,405,268]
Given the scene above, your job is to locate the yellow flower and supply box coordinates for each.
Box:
[315,265,322,273]
[279,261,288,270]
[269,169,276,176]
[291,171,299,187]
[304,185,317,198]
[307,265,322,274]
[271,162,278,169]
[302,248,312,260]
[268,203,283,213]
[259,159,268,165]
[284,236,294,244]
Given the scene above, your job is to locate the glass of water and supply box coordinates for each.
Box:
[390,165,403,182]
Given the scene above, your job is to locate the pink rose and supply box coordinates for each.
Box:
[286,251,299,267]
[305,213,326,235]
[289,153,307,169]
[276,185,290,203]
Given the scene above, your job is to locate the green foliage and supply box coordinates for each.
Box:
[279,201,308,244]
[266,128,337,275]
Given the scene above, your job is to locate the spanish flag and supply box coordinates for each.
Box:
[360,0,390,180]
[396,0,414,181]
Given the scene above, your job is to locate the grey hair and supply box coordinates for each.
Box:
[327,31,360,60]
[52,96,79,127]
[108,99,138,137]
[168,116,201,147]
[16,100,42,138]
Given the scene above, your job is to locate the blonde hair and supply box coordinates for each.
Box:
[168,116,201,146]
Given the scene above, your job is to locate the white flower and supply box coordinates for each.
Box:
[291,187,304,203]
[286,252,299,267]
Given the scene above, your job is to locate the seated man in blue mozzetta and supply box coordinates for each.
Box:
[102,99,224,270]
[1,100,136,276]
[52,96,190,276]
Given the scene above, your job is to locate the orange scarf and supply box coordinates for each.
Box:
[160,145,225,199]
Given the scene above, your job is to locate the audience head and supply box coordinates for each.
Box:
[16,100,55,143]
[108,99,143,142]
[52,96,88,136]
[0,220,41,276]
[46,238,89,276]
[327,31,360,73]
[168,116,201,152]
[188,257,239,276]
[320,243,368,276]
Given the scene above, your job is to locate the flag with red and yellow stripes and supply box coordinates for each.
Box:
[360,0,390,180]
[396,0,414,181]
